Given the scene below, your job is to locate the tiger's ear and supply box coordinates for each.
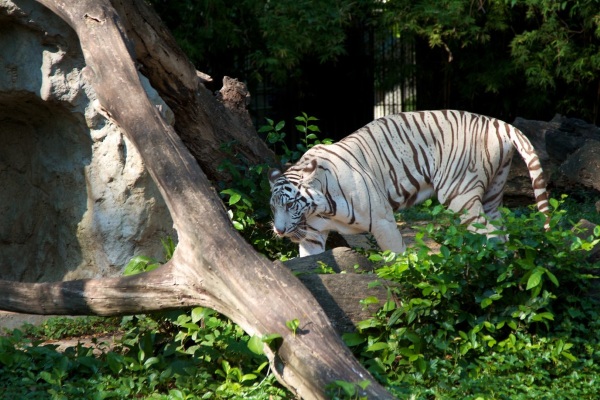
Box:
[301,159,318,182]
[268,168,282,188]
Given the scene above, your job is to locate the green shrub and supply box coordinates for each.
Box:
[219,113,332,260]
[0,312,289,399]
[343,198,600,398]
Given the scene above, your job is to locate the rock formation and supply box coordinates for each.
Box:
[508,115,600,202]
[0,1,175,282]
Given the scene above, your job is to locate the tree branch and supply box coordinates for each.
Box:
[0,260,204,315]
[0,1,397,398]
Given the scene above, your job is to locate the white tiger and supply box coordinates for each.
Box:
[268,110,549,257]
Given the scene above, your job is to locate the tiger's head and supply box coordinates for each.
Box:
[268,167,316,243]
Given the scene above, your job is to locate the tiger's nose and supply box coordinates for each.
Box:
[273,226,286,236]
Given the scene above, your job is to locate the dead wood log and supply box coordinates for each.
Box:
[284,247,396,334]
[0,1,393,398]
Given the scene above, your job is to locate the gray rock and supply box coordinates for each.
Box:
[559,141,600,192]
[0,0,175,283]
[509,114,600,203]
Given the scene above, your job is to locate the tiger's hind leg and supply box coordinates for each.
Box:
[443,190,493,236]
[481,159,513,241]
[481,193,507,241]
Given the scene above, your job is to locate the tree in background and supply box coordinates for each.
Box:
[150,0,355,83]
[149,0,600,134]
[385,0,600,123]
[149,0,376,137]
[509,0,600,121]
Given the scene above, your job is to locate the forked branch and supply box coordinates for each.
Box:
[0,1,396,398]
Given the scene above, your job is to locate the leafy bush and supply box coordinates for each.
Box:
[17,315,123,341]
[0,312,289,399]
[219,113,332,260]
[343,198,600,398]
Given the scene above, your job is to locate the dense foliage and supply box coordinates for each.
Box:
[218,113,332,260]
[1,195,598,399]
[0,312,287,399]
[150,0,600,127]
[345,199,600,398]
[149,0,354,83]
[1,117,599,398]
[385,0,600,122]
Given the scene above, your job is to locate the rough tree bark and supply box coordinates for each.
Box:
[0,1,394,398]
[111,0,276,184]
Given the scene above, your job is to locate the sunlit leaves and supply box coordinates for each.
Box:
[347,197,600,397]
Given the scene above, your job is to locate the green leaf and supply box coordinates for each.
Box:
[261,333,283,350]
[367,342,389,352]
[414,357,427,372]
[286,318,300,336]
[229,193,242,205]
[168,390,185,400]
[106,352,123,374]
[247,335,264,355]
[545,269,559,287]
[39,371,56,385]
[526,267,544,290]
[342,332,366,347]
[382,300,396,312]
[332,380,356,396]
[275,120,285,131]
[267,131,281,143]
[481,298,493,308]
[357,318,380,330]
[531,311,554,321]
[232,221,244,230]
[191,307,205,324]
[241,373,258,382]
[220,188,243,205]
[360,296,380,305]
[143,356,160,369]
[123,255,160,276]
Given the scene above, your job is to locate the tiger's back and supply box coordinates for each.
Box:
[269,110,549,257]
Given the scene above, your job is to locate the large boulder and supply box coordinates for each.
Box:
[558,141,600,192]
[508,115,600,204]
[0,0,175,283]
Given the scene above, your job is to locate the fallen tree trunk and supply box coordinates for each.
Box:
[0,1,393,398]
[284,247,395,334]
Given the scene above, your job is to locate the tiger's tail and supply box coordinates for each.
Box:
[506,123,551,229]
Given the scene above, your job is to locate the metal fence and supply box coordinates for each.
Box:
[248,25,417,138]
[373,26,417,118]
